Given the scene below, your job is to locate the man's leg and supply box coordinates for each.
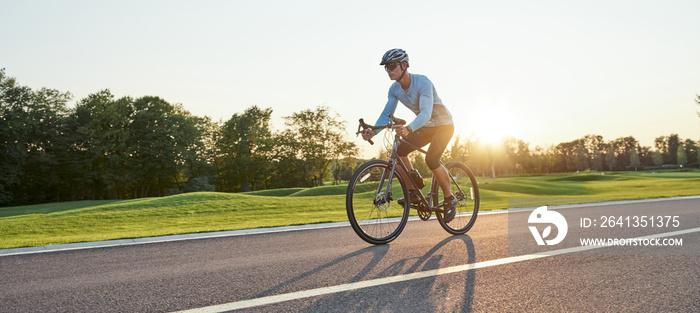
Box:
[425,127,454,199]
[396,155,421,205]
[396,130,431,205]
[398,156,412,185]
[396,130,430,193]
[431,165,451,198]
[424,124,456,222]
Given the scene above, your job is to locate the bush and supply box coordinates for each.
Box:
[182,176,216,193]
[165,188,182,196]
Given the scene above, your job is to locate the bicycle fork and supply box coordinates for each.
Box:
[372,163,397,210]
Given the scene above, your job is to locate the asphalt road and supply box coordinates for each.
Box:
[1,198,699,312]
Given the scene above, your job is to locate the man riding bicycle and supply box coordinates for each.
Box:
[361,48,457,222]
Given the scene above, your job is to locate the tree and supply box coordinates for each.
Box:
[501,137,531,175]
[630,146,641,171]
[667,134,680,165]
[638,146,654,168]
[531,145,557,174]
[83,95,201,198]
[654,136,666,156]
[582,134,605,171]
[0,69,30,204]
[56,90,115,201]
[97,96,137,198]
[282,106,358,187]
[0,69,71,204]
[653,151,664,167]
[182,115,217,189]
[606,145,617,171]
[332,157,358,184]
[268,130,304,188]
[445,134,474,165]
[575,144,588,171]
[216,106,275,192]
[677,143,687,167]
[591,148,603,172]
[610,136,639,170]
[655,134,681,165]
[683,139,698,166]
[554,140,579,172]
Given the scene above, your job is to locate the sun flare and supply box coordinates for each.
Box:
[463,106,515,144]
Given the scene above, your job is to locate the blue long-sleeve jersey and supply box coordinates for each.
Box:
[374,74,453,132]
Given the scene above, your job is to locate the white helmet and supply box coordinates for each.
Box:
[380,49,409,65]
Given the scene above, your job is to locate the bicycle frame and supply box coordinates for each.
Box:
[377,130,465,213]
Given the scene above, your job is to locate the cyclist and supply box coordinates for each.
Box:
[361,48,457,222]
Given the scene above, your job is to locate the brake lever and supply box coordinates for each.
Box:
[357,119,374,145]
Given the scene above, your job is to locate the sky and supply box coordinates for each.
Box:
[2,0,699,158]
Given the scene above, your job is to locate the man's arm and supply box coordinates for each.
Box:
[374,89,399,129]
[407,80,434,132]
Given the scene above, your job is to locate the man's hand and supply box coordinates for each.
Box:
[361,128,376,141]
[393,125,410,137]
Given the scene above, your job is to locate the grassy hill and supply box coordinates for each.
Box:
[1,170,699,249]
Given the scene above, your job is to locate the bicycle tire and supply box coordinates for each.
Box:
[432,161,479,234]
[346,160,410,244]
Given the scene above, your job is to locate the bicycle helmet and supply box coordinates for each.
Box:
[380,49,409,65]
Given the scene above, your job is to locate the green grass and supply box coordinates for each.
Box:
[1,170,699,249]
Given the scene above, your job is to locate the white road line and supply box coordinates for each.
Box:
[172,226,700,313]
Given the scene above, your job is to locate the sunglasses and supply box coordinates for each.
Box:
[384,62,400,71]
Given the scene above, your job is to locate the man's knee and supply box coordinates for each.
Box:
[426,155,441,170]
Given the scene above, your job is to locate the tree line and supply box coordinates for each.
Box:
[1,69,698,206]
[435,133,699,181]
[0,69,356,206]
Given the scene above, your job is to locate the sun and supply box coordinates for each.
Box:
[463,106,514,144]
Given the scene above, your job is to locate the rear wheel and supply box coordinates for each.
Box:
[432,162,479,234]
[346,160,410,244]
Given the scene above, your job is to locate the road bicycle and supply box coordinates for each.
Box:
[346,114,479,244]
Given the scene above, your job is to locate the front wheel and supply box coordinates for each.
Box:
[432,162,479,235]
[346,160,410,244]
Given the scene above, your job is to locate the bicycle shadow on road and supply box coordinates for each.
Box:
[254,244,391,299]
[252,235,476,312]
[408,235,477,312]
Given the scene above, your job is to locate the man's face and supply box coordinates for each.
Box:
[384,62,403,80]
